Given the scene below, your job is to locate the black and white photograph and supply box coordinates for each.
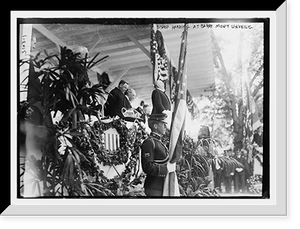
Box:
[5,6,289,217]
[17,17,268,199]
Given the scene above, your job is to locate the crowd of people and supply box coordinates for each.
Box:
[210,127,263,194]
[211,148,251,194]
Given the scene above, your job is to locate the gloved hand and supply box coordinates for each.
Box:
[167,162,176,173]
[236,168,243,172]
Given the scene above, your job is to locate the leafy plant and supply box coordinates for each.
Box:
[20,64,148,196]
[178,137,215,196]
[162,130,220,197]
[19,46,112,196]
[20,46,108,117]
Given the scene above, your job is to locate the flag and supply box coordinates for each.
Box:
[243,72,262,163]
[169,52,199,120]
[150,24,169,85]
[244,76,262,138]
[186,90,200,119]
[163,24,188,196]
[169,25,188,163]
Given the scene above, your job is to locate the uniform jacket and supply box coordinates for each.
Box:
[211,157,224,174]
[141,132,169,191]
[233,155,246,174]
[223,157,236,177]
[151,89,171,115]
[104,87,131,118]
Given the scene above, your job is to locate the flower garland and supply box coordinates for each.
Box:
[122,121,148,179]
[92,119,130,166]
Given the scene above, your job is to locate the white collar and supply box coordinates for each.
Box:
[156,88,165,92]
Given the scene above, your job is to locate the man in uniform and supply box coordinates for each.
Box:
[233,149,246,193]
[141,113,172,196]
[223,149,235,194]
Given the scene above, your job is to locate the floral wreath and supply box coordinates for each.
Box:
[69,117,148,195]
[91,119,130,166]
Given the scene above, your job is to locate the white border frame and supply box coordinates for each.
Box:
[5,5,287,216]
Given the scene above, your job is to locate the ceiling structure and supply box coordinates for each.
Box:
[32,23,215,107]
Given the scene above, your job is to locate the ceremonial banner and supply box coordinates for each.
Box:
[163,24,188,196]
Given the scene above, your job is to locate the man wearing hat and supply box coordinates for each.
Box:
[141,113,173,196]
